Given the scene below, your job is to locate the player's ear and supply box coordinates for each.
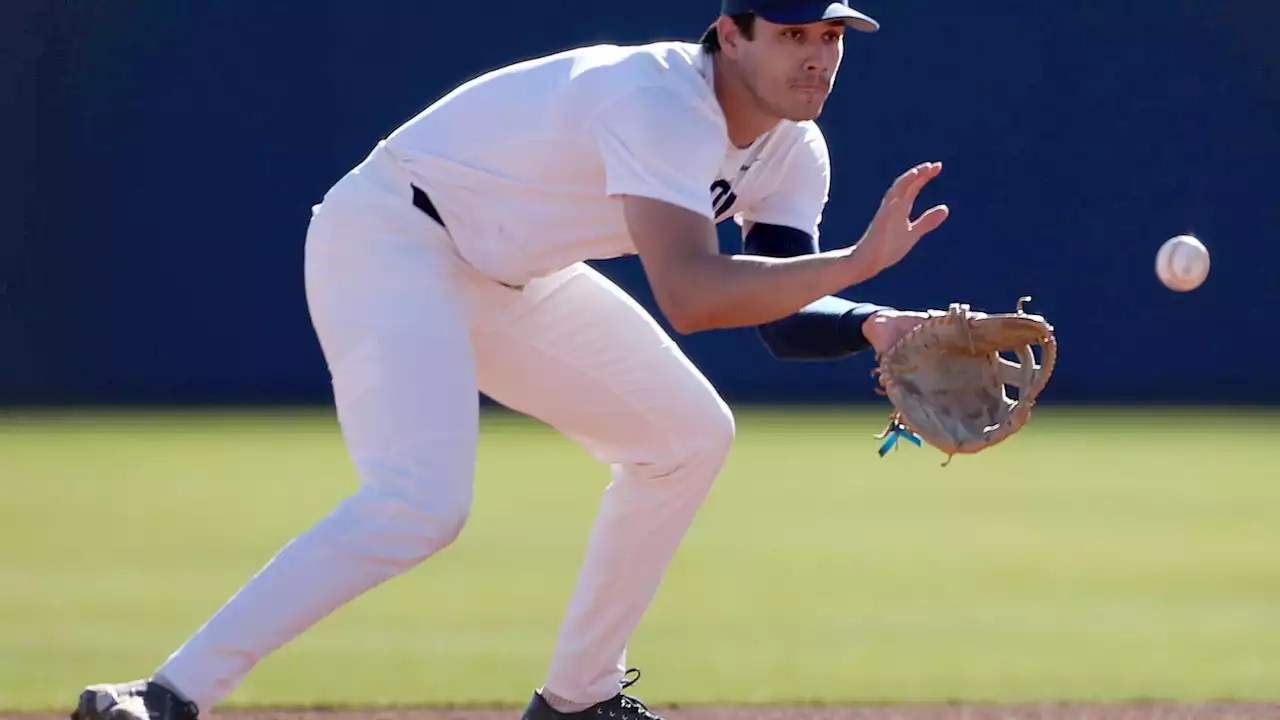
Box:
[716,16,747,57]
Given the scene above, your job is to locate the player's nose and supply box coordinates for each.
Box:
[805,42,841,72]
[802,56,834,76]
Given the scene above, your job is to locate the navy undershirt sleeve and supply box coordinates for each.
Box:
[743,222,894,360]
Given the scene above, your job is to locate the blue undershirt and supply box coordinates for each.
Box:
[743,222,894,361]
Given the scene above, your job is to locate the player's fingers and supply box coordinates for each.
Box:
[878,164,930,217]
[909,204,950,236]
[898,162,942,209]
[887,163,931,201]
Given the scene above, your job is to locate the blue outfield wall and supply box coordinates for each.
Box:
[1,0,1277,406]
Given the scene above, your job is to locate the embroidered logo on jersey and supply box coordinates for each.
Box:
[710,179,737,217]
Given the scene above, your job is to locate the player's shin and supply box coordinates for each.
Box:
[153,477,473,711]
[541,416,734,706]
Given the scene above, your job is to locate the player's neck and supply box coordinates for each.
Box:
[711,54,781,149]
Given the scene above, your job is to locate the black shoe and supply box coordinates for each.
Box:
[70,680,199,720]
[522,669,664,720]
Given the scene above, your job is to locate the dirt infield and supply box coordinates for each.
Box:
[11,704,1280,720]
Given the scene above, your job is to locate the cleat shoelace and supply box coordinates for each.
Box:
[617,696,661,720]
[613,669,661,720]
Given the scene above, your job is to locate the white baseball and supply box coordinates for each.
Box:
[1155,234,1210,292]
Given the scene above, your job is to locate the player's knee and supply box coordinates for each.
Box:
[348,461,474,556]
[666,392,736,475]
[398,483,472,550]
[698,398,737,460]
[417,492,471,550]
[349,484,472,560]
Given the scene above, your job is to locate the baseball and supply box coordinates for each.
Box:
[1155,234,1210,292]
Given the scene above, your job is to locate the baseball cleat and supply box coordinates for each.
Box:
[521,669,664,720]
[70,680,198,720]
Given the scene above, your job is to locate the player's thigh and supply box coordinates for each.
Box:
[472,263,734,466]
[304,195,478,515]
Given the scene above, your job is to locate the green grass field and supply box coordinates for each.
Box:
[2,406,1278,712]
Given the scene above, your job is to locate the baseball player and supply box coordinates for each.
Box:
[70,2,948,719]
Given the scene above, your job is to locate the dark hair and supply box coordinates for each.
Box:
[700,13,756,53]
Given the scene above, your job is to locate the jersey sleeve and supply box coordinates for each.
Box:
[740,123,831,240]
[588,85,726,220]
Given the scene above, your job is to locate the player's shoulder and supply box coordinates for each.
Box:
[767,119,831,172]
[780,119,830,155]
[566,40,706,75]
[563,40,717,101]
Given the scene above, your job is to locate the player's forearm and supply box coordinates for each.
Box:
[757,296,893,360]
[662,250,872,333]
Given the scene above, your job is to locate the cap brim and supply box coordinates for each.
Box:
[756,1,880,33]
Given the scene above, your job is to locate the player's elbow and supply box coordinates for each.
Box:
[656,287,719,335]
[670,312,716,336]
[666,312,703,336]
[646,260,726,335]
[660,281,766,334]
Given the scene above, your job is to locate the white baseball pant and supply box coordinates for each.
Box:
[152,146,736,711]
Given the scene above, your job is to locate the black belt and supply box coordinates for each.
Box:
[411,184,445,228]
[410,183,522,290]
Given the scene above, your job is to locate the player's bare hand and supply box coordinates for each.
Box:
[862,309,933,355]
[848,162,949,281]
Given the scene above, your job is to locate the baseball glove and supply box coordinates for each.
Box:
[871,296,1057,466]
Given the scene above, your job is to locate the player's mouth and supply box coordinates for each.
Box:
[791,78,829,93]
[792,83,828,97]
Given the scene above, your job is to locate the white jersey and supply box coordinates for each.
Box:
[379,40,831,286]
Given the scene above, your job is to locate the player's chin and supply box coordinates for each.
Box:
[782,98,826,121]
[781,90,828,121]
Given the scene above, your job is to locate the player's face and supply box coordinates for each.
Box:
[736,18,845,121]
